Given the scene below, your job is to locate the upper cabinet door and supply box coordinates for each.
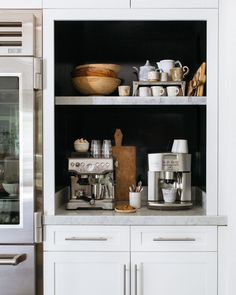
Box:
[131,0,218,9]
[0,0,42,8]
[43,0,130,9]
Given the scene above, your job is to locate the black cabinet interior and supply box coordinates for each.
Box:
[55,105,206,191]
[55,21,206,96]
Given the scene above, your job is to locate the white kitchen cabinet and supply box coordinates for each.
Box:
[44,251,130,295]
[131,0,218,9]
[0,0,42,8]
[43,0,130,9]
[131,252,217,295]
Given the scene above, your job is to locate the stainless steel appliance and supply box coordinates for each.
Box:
[0,11,42,295]
[67,158,115,209]
[148,153,193,210]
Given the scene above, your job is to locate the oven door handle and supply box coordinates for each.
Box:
[0,254,26,266]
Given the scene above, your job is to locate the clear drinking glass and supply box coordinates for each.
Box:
[102,140,112,158]
[90,140,101,158]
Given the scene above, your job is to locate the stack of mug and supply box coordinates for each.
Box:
[137,59,189,97]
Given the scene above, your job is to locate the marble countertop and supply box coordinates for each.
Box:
[43,206,227,226]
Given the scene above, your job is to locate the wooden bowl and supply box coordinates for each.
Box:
[72,76,121,95]
[73,67,117,78]
[75,64,121,75]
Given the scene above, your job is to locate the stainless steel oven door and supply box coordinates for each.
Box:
[0,57,34,243]
[0,245,35,295]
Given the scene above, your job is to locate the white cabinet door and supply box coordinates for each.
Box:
[44,251,130,295]
[0,0,42,8]
[131,252,217,295]
[43,0,130,9]
[131,0,218,9]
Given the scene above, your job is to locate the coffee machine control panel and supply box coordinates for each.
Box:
[68,158,114,174]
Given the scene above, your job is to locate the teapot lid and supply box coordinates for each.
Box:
[141,60,155,69]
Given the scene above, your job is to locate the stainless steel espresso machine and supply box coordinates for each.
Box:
[66,158,115,210]
[148,153,192,210]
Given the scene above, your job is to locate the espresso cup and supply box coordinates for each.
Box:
[118,85,131,96]
[167,86,180,96]
[148,71,160,81]
[171,139,189,153]
[160,72,168,82]
[170,66,190,81]
[162,188,177,203]
[139,87,151,97]
[151,86,165,96]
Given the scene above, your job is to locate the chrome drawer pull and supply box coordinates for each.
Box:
[134,264,138,295]
[123,264,126,295]
[153,238,196,242]
[65,237,108,241]
[0,254,26,266]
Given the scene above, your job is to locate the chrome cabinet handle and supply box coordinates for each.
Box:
[135,264,138,295]
[0,254,26,266]
[123,264,126,295]
[153,237,196,242]
[65,237,108,241]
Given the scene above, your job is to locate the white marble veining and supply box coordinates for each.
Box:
[43,206,227,226]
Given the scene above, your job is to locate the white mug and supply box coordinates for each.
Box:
[118,85,130,96]
[167,86,180,97]
[171,139,188,153]
[139,87,151,97]
[151,86,165,96]
[129,192,141,209]
[148,71,160,81]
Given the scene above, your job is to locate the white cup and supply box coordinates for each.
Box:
[162,188,177,203]
[167,86,180,96]
[171,139,188,153]
[148,71,160,81]
[118,85,130,96]
[160,72,168,82]
[151,86,165,96]
[129,192,141,209]
[139,87,151,97]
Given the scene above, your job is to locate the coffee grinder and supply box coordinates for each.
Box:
[148,153,192,209]
[66,158,115,210]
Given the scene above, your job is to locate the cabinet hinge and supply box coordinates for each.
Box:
[34,212,43,244]
[33,57,43,90]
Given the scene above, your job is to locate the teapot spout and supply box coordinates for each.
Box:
[156,62,161,70]
[132,66,139,73]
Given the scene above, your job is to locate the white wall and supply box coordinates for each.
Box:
[219,0,236,294]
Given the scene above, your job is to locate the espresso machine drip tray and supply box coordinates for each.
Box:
[148,201,193,210]
[66,198,115,210]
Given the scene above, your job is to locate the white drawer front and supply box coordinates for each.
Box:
[44,225,130,251]
[131,226,217,251]
[43,0,130,9]
[131,0,218,9]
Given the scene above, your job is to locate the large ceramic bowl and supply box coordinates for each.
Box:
[2,183,19,197]
[72,76,121,95]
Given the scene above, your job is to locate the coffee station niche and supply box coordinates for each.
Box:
[48,12,218,215]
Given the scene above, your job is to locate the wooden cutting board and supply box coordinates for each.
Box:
[112,129,136,201]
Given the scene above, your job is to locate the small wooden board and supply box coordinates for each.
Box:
[112,129,136,201]
[115,208,137,213]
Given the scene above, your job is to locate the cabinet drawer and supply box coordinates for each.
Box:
[43,0,130,9]
[44,225,130,251]
[131,226,217,251]
[131,0,218,9]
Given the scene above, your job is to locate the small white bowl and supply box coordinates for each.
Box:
[2,183,19,197]
[74,141,89,152]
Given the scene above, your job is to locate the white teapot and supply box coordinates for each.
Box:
[156,59,182,77]
[133,60,156,81]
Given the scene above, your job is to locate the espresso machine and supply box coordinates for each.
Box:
[148,153,192,209]
[66,158,115,210]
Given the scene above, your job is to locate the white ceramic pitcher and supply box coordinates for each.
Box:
[156,59,182,77]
